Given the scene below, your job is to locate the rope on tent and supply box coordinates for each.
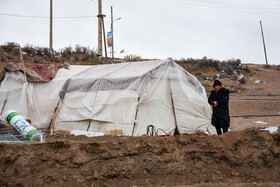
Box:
[147,125,168,136]
[87,120,91,131]
[132,95,141,136]
[48,99,62,135]
[168,78,179,135]
[206,128,212,136]
[18,45,27,81]
[157,128,168,136]
[147,125,157,136]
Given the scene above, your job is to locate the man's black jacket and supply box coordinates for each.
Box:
[208,87,230,125]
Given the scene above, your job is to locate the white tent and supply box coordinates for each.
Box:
[0,59,212,136]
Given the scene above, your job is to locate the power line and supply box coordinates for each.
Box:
[138,0,280,17]
[0,12,97,19]
[142,0,280,11]
[143,0,280,8]
[2,0,280,19]
[194,0,280,7]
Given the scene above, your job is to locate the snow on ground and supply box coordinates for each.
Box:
[262,126,279,134]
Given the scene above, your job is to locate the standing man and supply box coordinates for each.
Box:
[208,79,230,135]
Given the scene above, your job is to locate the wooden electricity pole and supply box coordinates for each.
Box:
[111,6,114,58]
[97,0,104,56]
[260,20,269,65]
[49,0,53,50]
[102,17,108,57]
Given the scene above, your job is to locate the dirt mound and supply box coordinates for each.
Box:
[0,42,147,66]
[0,128,280,186]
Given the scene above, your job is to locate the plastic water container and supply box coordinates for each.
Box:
[255,80,263,83]
[4,110,41,141]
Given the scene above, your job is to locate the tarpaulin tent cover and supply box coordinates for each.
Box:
[0,59,212,136]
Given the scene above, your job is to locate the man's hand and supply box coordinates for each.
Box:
[213,101,218,107]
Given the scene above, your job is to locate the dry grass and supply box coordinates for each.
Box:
[0,42,101,65]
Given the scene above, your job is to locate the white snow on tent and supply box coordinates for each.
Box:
[0,59,212,136]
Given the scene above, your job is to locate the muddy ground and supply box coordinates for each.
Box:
[0,128,280,187]
[0,63,280,186]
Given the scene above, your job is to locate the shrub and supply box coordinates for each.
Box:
[238,77,246,84]
[61,46,73,57]
[0,43,99,64]
[175,57,241,75]
[125,54,142,61]
[241,65,250,73]
[0,56,8,62]
[263,64,271,69]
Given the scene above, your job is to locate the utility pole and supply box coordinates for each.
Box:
[49,0,53,51]
[111,6,114,58]
[260,20,269,65]
[102,17,108,57]
[97,0,104,56]
[110,7,121,59]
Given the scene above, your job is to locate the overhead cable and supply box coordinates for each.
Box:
[138,0,280,17]
[0,13,97,19]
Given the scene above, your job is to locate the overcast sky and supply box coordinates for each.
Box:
[0,0,280,64]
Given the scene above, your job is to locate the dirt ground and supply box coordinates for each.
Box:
[0,129,280,187]
[228,64,280,133]
[0,63,280,186]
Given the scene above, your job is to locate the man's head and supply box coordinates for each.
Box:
[213,79,222,91]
